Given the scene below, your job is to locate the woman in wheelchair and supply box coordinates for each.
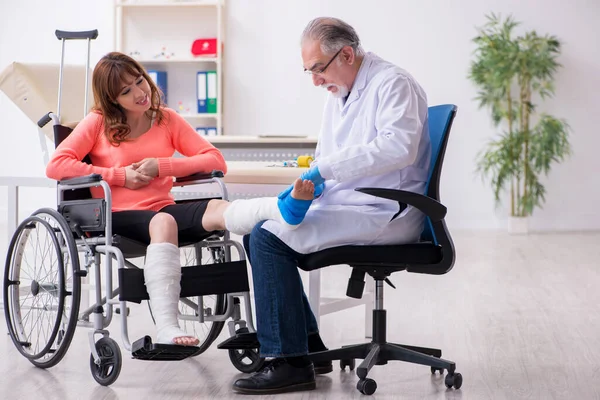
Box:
[45,51,316,347]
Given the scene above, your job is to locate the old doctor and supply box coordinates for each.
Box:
[232,16,432,394]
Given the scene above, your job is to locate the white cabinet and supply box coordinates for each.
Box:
[114,0,225,135]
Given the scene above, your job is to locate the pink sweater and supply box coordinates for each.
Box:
[45,108,227,212]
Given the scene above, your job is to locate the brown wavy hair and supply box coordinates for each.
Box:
[92,52,166,145]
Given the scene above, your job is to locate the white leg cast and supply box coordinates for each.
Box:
[223,197,296,235]
[144,242,194,345]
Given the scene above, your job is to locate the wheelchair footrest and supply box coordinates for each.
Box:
[131,335,200,361]
[217,332,259,350]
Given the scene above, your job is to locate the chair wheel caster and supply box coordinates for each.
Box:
[445,372,463,389]
[340,358,355,371]
[357,378,377,395]
[228,328,265,373]
[90,337,122,386]
[228,348,265,373]
[431,366,444,374]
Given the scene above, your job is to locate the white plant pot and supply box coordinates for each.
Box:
[508,216,529,235]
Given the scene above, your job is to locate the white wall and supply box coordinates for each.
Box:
[0,0,599,232]
[0,0,115,225]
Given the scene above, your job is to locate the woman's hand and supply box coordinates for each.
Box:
[124,165,153,189]
[131,158,159,178]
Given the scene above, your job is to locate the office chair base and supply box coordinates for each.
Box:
[309,341,461,394]
[308,307,461,395]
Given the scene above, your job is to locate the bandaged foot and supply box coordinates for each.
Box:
[144,243,199,346]
[277,178,314,225]
[223,178,314,235]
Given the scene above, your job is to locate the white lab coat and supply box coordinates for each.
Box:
[262,52,431,254]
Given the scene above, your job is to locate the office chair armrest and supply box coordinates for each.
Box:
[355,188,447,222]
[174,170,224,185]
[58,173,103,186]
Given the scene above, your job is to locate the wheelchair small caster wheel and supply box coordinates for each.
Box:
[90,337,122,386]
[228,348,265,373]
[431,366,444,374]
[340,359,355,371]
[357,378,377,395]
[445,372,463,389]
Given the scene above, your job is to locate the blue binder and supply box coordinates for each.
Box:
[197,71,207,113]
[147,70,167,105]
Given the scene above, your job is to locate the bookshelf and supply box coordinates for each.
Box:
[114,0,225,135]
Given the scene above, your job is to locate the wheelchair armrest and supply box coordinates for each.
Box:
[174,170,224,185]
[175,170,224,183]
[355,187,447,222]
[59,173,103,186]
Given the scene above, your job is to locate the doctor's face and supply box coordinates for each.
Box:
[302,39,351,98]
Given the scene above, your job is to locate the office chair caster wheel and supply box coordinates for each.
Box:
[340,358,355,371]
[90,337,122,386]
[445,372,463,389]
[357,378,377,395]
[431,366,444,374]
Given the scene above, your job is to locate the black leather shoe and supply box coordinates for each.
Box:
[309,345,333,374]
[232,358,316,394]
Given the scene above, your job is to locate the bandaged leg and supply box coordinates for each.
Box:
[144,242,197,345]
[223,179,313,235]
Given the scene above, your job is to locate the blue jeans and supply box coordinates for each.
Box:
[243,221,319,357]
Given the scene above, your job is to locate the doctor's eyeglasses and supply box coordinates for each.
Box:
[304,46,345,76]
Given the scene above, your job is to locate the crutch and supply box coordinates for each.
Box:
[36,28,99,329]
[37,29,99,141]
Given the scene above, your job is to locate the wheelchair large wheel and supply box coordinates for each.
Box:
[149,241,226,354]
[3,208,81,369]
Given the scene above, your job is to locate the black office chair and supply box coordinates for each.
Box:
[303,104,461,395]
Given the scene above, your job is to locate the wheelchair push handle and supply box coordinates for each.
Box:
[55,29,99,40]
[38,112,53,128]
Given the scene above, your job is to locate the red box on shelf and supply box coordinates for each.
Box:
[191,38,218,57]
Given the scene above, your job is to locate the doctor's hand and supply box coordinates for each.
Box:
[124,166,153,190]
[299,165,325,187]
[131,157,159,178]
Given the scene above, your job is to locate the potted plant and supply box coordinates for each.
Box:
[468,13,572,234]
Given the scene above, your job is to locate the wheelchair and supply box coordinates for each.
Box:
[3,29,263,387]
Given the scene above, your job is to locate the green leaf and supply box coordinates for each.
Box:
[468,12,570,217]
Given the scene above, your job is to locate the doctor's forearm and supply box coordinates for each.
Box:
[316,138,419,182]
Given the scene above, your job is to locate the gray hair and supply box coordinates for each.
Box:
[301,17,364,57]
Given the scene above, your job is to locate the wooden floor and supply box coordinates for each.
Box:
[1,230,600,399]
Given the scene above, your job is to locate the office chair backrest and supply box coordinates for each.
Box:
[420,104,457,243]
